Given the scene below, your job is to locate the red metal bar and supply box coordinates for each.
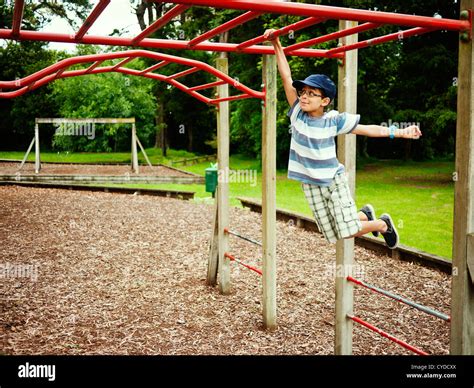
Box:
[162,0,470,32]
[111,57,134,70]
[212,94,253,104]
[0,29,342,58]
[224,252,262,276]
[166,66,200,80]
[348,315,429,356]
[85,60,104,74]
[75,0,111,40]
[236,16,325,51]
[0,50,264,102]
[139,60,169,74]
[11,0,25,38]
[188,80,226,91]
[53,68,66,80]
[131,4,190,44]
[0,65,212,104]
[285,22,381,53]
[118,68,211,104]
[223,227,262,246]
[327,26,432,55]
[347,276,451,322]
[188,11,262,48]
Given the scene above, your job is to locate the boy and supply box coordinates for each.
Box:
[264,29,422,249]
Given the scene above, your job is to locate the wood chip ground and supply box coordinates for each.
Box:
[0,162,191,177]
[0,186,450,355]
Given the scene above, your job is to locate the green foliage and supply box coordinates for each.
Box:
[0,0,92,31]
[0,41,61,149]
[0,0,463,162]
[51,60,157,152]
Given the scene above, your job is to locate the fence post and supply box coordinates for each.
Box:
[131,122,139,174]
[335,20,358,355]
[34,121,41,174]
[262,49,277,329]
[216,57,230,295]
[451,0,474,355]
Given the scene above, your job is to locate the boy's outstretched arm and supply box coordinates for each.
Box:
[263,29,298,107]
[352,124,422,139]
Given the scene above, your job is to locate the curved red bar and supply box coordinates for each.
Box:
[0,50,265,103]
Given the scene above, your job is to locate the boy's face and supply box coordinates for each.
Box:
[297,86,331,116]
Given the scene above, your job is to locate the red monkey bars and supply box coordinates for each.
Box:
[0,50,264,103]
[1,1,470,58]
[1,1,470,100]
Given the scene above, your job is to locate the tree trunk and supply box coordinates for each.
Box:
[403,139,412,160]
[154,97,167,157]
[219,32,229,59]
[147,2,154,27]
[162,123,167,157]
[187,125,193,152]
[357,136,369,159]
[135,1,147,31]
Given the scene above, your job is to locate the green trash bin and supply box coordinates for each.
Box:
[205,163,218,196]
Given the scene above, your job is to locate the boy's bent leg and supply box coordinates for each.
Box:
[329,173,362,240]
[350,220,387,238]
[349,216,399,250]
[359,204,379,237]
[302,183,338,243]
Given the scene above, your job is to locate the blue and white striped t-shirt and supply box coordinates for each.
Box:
[287,100,360,187]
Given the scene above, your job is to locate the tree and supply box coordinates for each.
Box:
[131,1,216,155]
[0,1,93,150]
[51,54,157,152]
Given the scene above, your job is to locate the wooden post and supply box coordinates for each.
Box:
[262,50,277,329]
[216,57,230,295]
[468,234,474,286]
[207,187,219,286]
[335,20,358,355]
[136,136,153,168]
[451,0,474,355]
[131,123,139,174]
[19,136,35,171]
[34,122,41,174]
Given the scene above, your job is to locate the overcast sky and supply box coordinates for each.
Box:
[42,0,142,52]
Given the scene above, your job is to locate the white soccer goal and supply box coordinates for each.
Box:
[19,118,152,174]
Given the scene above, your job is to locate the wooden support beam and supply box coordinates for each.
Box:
[468,234,474,285]
[262,49,277,329]
[450,0,474,355]
[207,190,219,286]
[19,136,35,171]
[131,123,139,174]
[34,123,41,174]
[335,20,358,355]
[216,57,230,295]
[135,136,153,168]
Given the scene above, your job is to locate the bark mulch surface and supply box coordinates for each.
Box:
[0,161,192,177]
[0,186,450,355]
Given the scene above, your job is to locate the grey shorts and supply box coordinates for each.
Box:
[302,172,362,243]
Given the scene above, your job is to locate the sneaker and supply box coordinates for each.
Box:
[380,213,399,249]
[360,204,379,237]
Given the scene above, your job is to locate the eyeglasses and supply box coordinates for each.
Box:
[296,89,324,98]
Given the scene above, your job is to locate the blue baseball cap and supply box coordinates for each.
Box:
[292,74,336,101]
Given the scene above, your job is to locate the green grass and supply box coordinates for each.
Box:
[0,150,454,259]
[0,148,198,165]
